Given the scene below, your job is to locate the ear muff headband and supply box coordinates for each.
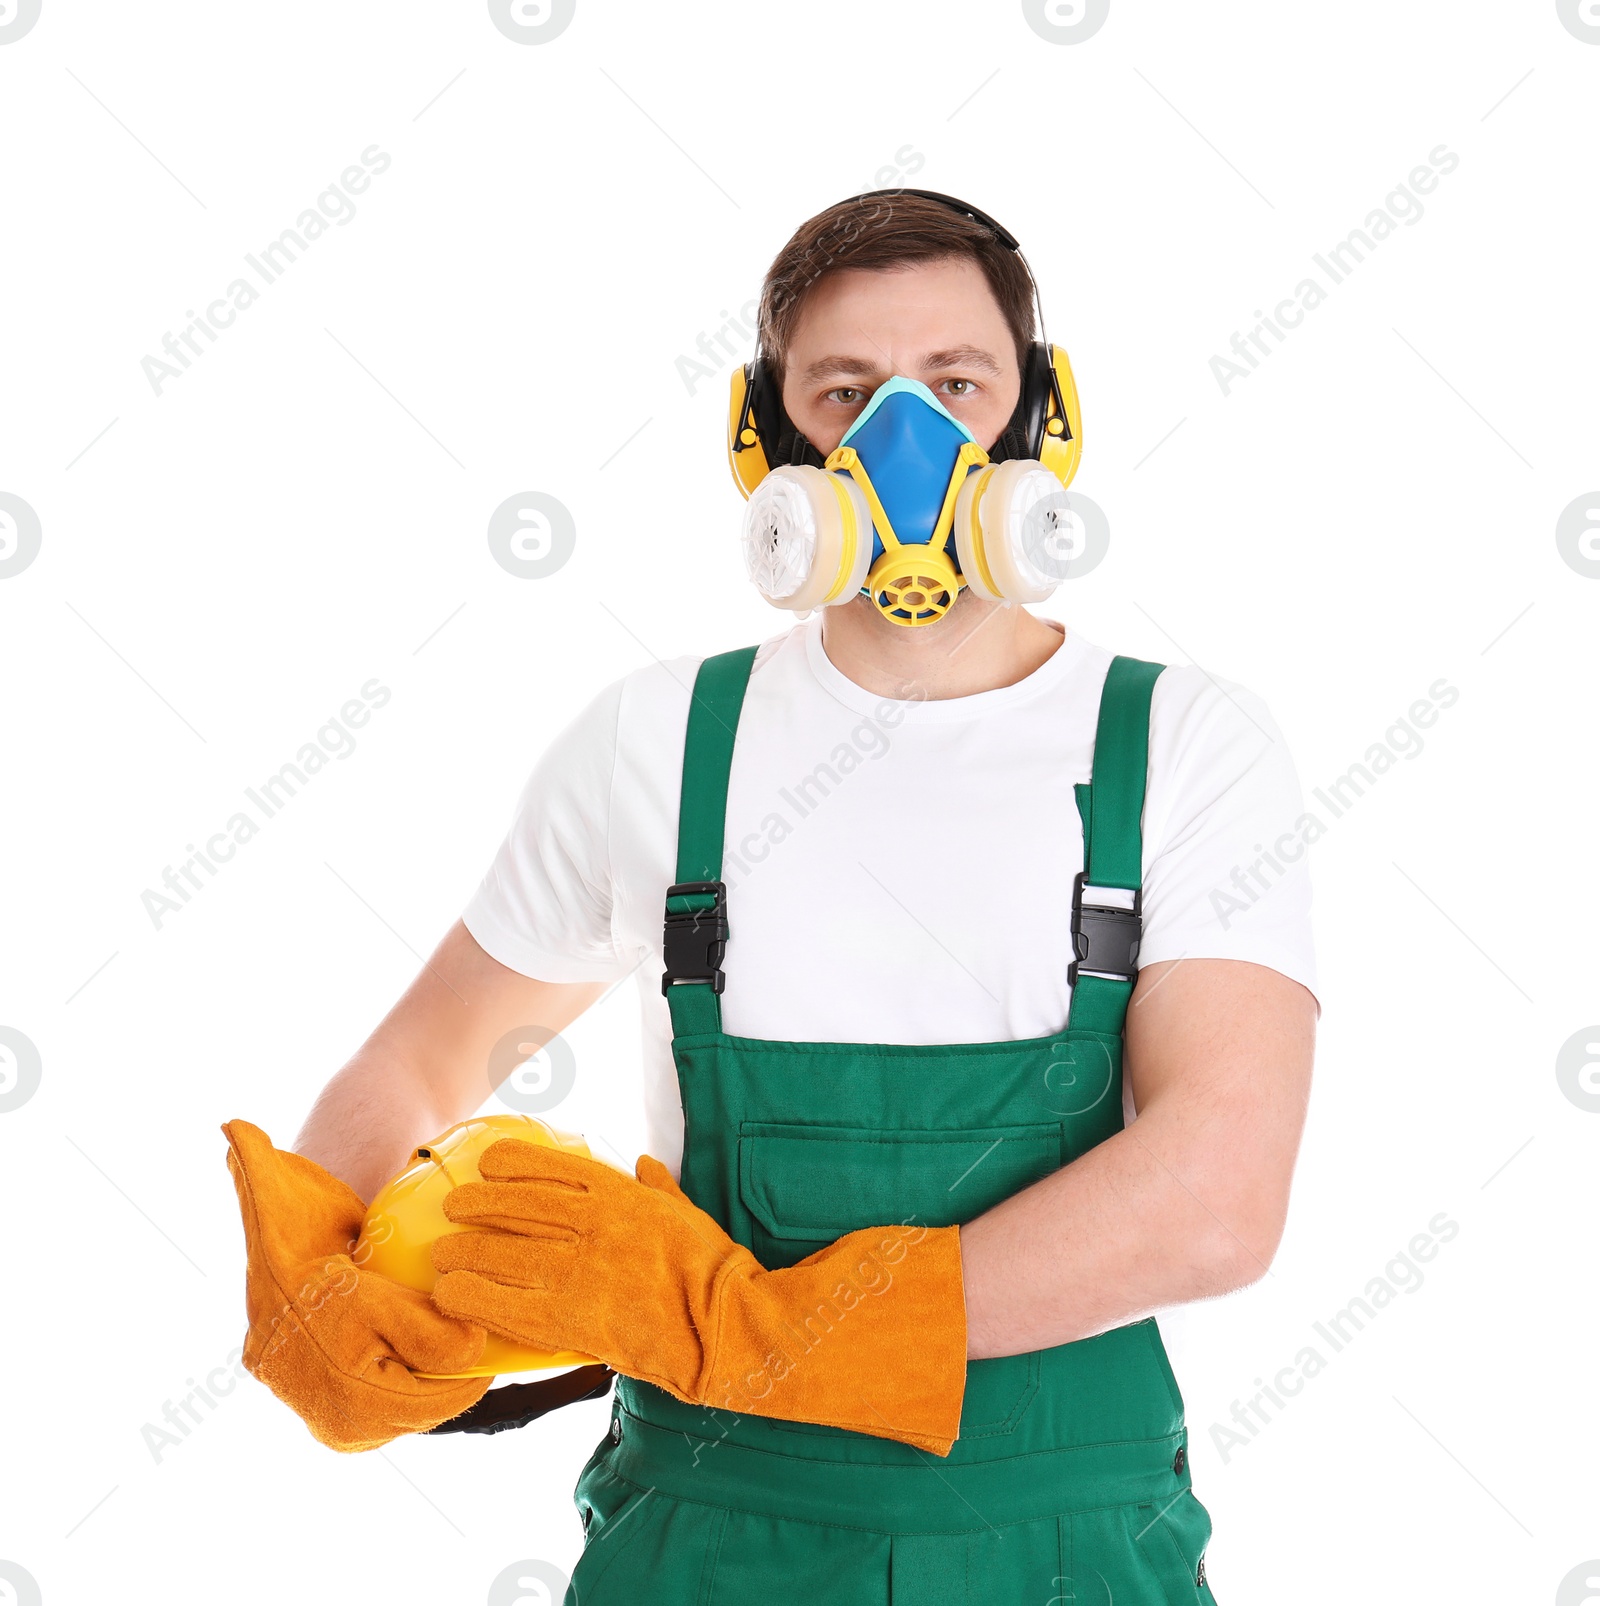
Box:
[728,191,1080,499]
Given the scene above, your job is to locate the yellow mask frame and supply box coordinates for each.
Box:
[823,438,992,626]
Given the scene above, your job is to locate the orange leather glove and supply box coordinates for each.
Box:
[430,1140,968,1456]
[223,1120,490,1451]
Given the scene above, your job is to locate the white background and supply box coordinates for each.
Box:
[2,1,1597,1602]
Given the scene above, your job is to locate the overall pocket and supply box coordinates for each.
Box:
[572,1452,736,1606]
[737,1120,1061,1438]
[570,1458,663,1599]
[1128,1488,1215,1603]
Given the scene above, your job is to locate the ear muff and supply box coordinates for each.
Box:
[953,457,1076,605]
[729,358,826,500]
[988,342,1082,488]
[740,464,874,613]
[1038,342,1082,489]
[727,362,770,499]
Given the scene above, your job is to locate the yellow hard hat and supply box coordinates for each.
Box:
[355,1112,607,1379]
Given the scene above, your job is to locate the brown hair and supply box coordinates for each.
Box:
[756,193,1036,385]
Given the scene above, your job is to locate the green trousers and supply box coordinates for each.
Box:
[565,649,1218,1605]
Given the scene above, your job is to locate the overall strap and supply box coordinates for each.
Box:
[662,645,759,1037]
[1064,655,1165,1037]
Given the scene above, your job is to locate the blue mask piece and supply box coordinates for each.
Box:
[837,377,979,563]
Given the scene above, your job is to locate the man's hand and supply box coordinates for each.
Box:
[430,1140,969,1456]
[223,1120,490,1451]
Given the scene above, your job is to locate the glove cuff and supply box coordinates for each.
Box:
[700,1222,968,1456]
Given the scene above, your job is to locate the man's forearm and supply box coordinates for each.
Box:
[283,920,611,1203]
[293,1045,459,1204]
[957,1110,1276,1359]
[958,960,1315,1360]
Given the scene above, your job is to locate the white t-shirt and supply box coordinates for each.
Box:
[463,614,1319,1179]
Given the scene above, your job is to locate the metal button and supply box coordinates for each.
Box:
[1172,1445,1186,1475]
[1196,1554,1207,1587]
[609,1417,622,1446]
[580,1504,593,1534]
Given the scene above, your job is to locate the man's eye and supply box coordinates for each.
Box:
[827,387,867,405]
[942,379,976,397]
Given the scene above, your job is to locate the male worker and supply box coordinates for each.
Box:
[225,191,1317,1603]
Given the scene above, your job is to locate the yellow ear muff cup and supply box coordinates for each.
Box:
[727,365,770,500]
[955,458,1072,605]
[355,1113,613,1379]
[741,465,872,613]
[1038,343,1083,489]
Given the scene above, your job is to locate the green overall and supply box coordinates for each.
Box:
[565,648,1218,1605]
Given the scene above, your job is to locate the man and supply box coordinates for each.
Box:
[225,191,1317,1602]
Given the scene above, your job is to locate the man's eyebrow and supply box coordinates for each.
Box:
[794,345,1004,386]
[795,354,881,385]
[922,345,1003,374]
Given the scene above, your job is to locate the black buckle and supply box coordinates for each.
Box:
[1069,871,1142,986]
[661,880,728,994]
